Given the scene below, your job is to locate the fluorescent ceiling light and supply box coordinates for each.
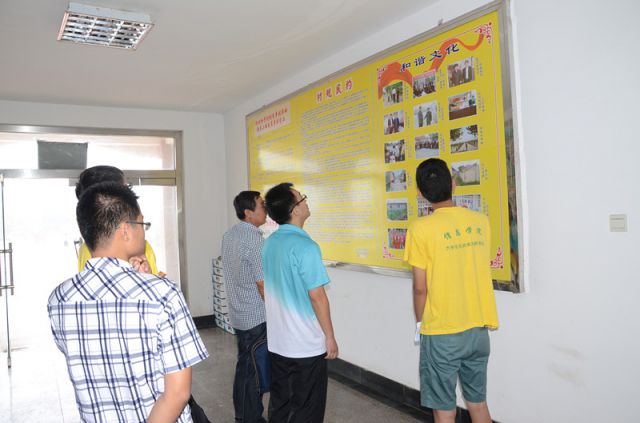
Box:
[57,2,153,50]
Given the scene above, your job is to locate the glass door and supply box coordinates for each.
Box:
[0,125,184,367]
[0,177,79,358]
[134,184,181,280]
[0,177,182,361]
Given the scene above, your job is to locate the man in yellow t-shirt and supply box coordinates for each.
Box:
[404,158,498,423]
[75,165,159,275]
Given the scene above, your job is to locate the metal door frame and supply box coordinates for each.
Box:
[0,125,188,350]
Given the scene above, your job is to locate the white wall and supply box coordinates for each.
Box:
[0,99,226,317]
[224,0,640,422]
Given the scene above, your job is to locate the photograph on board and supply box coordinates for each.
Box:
[447,57,475,88]
[387,228,407,250]
[452,159,481,186]
[453,194,482,212]
[448,90,477,120]
[414,101,437,128]
[385,169,407,192]
[450,124,479,153]
[384,139,406,163]
[384,110,405,135]
[386,199,408,221]
[383,81,404,106]
[413,71,436,98]
[417,195,434,217]
[415,133,439,159]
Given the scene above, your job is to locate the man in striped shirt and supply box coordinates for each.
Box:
[48,182,208,423]
[221,190,268,422]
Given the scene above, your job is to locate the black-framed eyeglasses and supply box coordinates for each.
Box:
[289,194,307,213]
[128,221,151,231]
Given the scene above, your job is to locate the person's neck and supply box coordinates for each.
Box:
[288,217,305,229]
[91,246,130,262]
[431,199,455,210]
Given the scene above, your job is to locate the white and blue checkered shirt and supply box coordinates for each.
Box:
[221,221,266,330]
[48,257,209,423]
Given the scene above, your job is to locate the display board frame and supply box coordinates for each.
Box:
[246,0,524,293]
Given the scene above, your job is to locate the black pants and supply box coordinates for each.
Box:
[233,323,268,422]
[268,352,328,423]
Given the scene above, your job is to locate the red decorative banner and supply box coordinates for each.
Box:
[427,34,485,73]
[377,31,486,99]
[377,62,413,99]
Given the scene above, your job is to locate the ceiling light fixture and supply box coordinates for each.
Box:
[57,2,153,50]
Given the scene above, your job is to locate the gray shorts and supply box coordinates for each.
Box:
[419,327,490,410]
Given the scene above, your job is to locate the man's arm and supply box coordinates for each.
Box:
[309,286,339,360]
[256,280,265,299]
[412,266,427,323]
[147,367,192,423]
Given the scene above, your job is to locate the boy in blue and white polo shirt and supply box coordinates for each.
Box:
[262,182,339,423]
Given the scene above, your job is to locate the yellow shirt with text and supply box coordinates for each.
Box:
[77,240,159,275]
[404,207,498,335]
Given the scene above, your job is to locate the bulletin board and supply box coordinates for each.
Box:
[247,0,523,292]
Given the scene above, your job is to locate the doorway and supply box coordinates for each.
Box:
[0,125,184,362]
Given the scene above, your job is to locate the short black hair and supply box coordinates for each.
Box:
[415,158,452,203]
[264,182,296,225]
[76,182,141,251]
[76,165,125,199]
[233,191,261,220]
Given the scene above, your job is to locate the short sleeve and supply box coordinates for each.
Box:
[47,303,67,355]
[159,289,209,374]
[245,234,264,282]
[297,242,330,291]
[404,223,428,269]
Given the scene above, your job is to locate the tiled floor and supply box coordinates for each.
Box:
[0,327,423,422]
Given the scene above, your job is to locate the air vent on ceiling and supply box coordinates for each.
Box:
[57,2,153,50]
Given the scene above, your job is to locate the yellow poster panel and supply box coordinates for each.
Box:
[248,10,515,285]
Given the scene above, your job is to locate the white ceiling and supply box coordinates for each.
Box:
[0,0,435,113]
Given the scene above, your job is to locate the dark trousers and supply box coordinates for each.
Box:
[268,352,328,423]
[233,322,267,422]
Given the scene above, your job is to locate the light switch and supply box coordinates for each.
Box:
[609,214,627,232]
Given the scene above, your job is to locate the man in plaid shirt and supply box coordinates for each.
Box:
[222,190,269,422]
[48,182,208,422]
